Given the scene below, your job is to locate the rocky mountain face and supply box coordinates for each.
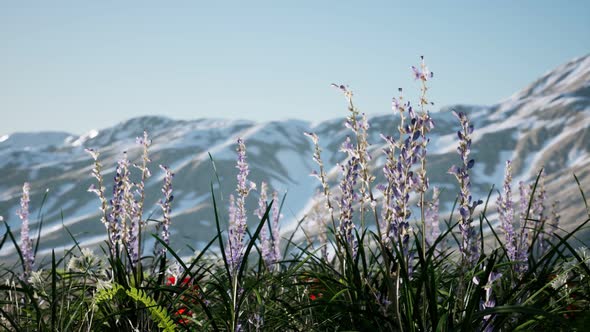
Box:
[1,55,589,261]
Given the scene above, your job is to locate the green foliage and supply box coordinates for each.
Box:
[1,61,589,331]
[2,167,588,332]
[124,287,176,332]
[93,283,124,306]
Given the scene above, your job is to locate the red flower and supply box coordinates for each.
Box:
[174,307,193,326]
[166,276,176,286]
[166,275,195,287]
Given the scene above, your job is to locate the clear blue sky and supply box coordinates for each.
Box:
[1,1,588,135]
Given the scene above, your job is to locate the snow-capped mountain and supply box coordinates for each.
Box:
[1,54,589,261]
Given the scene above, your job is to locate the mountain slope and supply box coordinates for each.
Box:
[1,54,589,260]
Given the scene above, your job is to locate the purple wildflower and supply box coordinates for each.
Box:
[335,84,375,208]
[254,182,280,271]
[248,312,263,331]
[331,83,353,99]
[271,190,282,268]
[226,138,256,274]
[474,271,502,331]
[380,101,425,254]
[416,56,435,109]
[392,95,402,114]
[256,182,274,269]
[108,152,131,255]
[448,111,481,265]
[411,56,434,82]
[17,182,34,279]
[410,58,437,257]
[255,182,268,219]
[308,192,329,261]
[497,160,517,263]
[129,131,152,264]
[516,181,531,274]
[531,169,546,253]
[338,157,360,257]
[547,201,560,243]
[378,134,397,243]
[331,85,367,256]
[228,194,237,229]
[127,197,141,265]
[158,165,174,252]
[424,187,441,248]
[86,148,109,229]
[305,131,337,236]
[375,292,392,316]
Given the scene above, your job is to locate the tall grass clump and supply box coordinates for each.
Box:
[1,57,589,331]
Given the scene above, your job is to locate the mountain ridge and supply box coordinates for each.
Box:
[1,55,589,260]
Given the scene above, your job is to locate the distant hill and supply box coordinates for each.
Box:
[1,54,589,261]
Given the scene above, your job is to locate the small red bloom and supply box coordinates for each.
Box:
[174,307,193,326]
[309,294,317,301]
[166,276,176,286]
[166,275,194,287]
[181,277,191,286]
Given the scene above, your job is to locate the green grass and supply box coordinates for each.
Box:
[1,58,589,331]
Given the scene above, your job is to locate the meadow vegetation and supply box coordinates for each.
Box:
[1,57,589,331]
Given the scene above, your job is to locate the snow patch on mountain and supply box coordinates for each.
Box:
[1,54,589,259]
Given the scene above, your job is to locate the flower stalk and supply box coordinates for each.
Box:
[17,182,34,280]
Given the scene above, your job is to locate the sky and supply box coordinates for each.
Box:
[1,1,589,135]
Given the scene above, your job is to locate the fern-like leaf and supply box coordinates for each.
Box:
[125,287,177,332]
[93,283,124,306]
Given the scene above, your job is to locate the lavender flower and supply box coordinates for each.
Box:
[474,271,502,331]
[305,131,337,242]
[127,198,141,265]
[255,182,268,220]
[228,194,237,229]
[308,192,328,261]
[248,312,263,332]
[271,190,282,268]
[409,57,437,257]
[374,292,392,316]
[497,160,516,263]
[547,201,560,243]
[226,138,256,274]
[129,131,152,264]
[448,111,481,264]
[134,131,153,210]
[158,165,174,253]
[332,84,377,222]
[531,169,546,253]
[380,101,425,254]
[411,56,434,82]
[86,148,109,229]
[256,182,274,269]
[338,156,360,257]
[17,182,34,279]
[516,181,531,274]
[424,187,441,248]
[108,152,131,255]
[416,56,435,107]
[378,134,397,243]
